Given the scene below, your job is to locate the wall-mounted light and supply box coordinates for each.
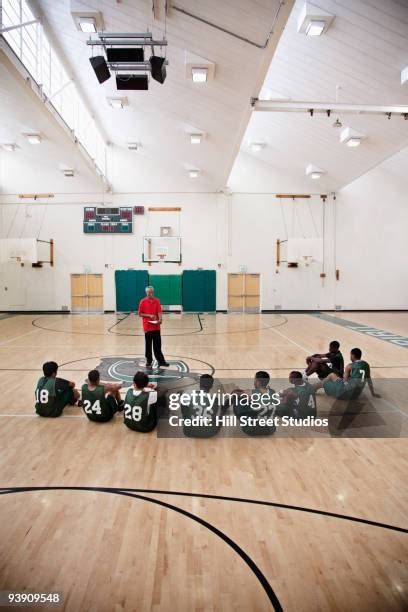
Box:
[189,169,200,178]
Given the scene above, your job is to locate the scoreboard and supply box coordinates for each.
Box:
[83,207,133,234]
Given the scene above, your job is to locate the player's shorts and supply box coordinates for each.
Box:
[323,379,363,401]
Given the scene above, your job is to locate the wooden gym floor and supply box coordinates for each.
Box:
[0,312,407,611]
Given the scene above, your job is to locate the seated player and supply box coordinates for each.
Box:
[81,369,124,423]
[123,371,158,433]
[182,374,223,438]
[35,361,79,418]
[234,371,277,436]
[323,348,381,400]
[306,340,344,380]
[276,371,317,418]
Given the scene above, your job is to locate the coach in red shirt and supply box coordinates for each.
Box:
[138,286,169,368]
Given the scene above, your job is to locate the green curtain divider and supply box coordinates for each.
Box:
[182,270,216,312]
[148,274,182,305]
[115,270,149,312]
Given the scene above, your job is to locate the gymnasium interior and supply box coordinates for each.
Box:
[0,1,407,611]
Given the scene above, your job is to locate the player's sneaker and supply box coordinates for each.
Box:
[159,361,169,367]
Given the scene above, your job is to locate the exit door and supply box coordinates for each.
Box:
[228,273,260,313]
[71,274,104,312]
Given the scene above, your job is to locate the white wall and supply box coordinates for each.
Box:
[1,147,407,312]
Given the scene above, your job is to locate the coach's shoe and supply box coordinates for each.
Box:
[159,361,169,367]
[145,361,153,368]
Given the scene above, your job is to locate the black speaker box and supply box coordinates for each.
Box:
[150,56,166,84]
[106,48,144,63]
[89,56,111,84]
[116,74,148,90]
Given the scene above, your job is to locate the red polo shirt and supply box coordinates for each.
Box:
[138,297,162,332]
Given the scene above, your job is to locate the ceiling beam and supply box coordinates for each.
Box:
[252,99,408,117]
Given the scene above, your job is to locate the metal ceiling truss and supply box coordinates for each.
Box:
[87,32,168,74]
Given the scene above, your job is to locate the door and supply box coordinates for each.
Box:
[71,274,103,312]
[244,274,260,313]
[228,274,244,312]
[228,273,260,313]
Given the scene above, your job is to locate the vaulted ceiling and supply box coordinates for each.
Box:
[32,0,292,191]
[230,0,408,193]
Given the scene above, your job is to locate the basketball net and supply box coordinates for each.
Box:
[299,255,314,267]
[158,254,166,263]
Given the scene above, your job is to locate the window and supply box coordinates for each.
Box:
[1,0,107,177]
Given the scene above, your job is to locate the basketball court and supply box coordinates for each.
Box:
[0,1,407,611]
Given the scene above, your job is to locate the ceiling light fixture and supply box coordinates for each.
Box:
[127,142,141,151]
[78,18,96,33]
[190,133,203,144]
[401,66,408,85]
[71,8,105,33]
[297,2,335,36]
[306,163,324,179]
[63,169,75,177]
[250,142,265,152]
[189,169,200,178]
[107,97,129,109]
[305,20,326,36]
[191,68,208,83]
[2,143,18,152]
[340,126,365,147]
[23,133,42,145]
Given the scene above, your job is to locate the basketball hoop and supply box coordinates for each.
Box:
[299,255,314,267]
[158,254,166,263]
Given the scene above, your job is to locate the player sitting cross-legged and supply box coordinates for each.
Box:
[123,371,158,433]
[35,361,80,418]
[305,340,344,381]
[81,369,124,423]
[276,371,317,418]
[323,348,381,400]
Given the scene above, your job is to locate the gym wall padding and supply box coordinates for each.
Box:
[182,270,216,312]
[148,274,182,305]
[115,270,149,312]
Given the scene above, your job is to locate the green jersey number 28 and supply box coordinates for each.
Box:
[124,404,142,421]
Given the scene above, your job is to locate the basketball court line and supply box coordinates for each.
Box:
[0,486,282,612]
[311,313,408,348]
[29,313,288,337]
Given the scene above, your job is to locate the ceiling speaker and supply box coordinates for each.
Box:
[150,56,166,84]
[116,74,148,90]
[89,56,111,84]
[107,48,144,63]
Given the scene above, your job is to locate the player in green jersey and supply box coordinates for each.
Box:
[233,371,278,436]
[123,371,158,433]
[182,374,224,438]
[323,348,381,400]
[306,340,344,380]
[35,361,80,418]
[81,369,124,422]
[276,371,317,418]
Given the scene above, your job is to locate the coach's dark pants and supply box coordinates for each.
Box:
[145,330,165,365]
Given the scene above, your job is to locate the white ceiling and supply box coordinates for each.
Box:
[0,52,105,195]
[32,0,291,191]
[230,0,408,192]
